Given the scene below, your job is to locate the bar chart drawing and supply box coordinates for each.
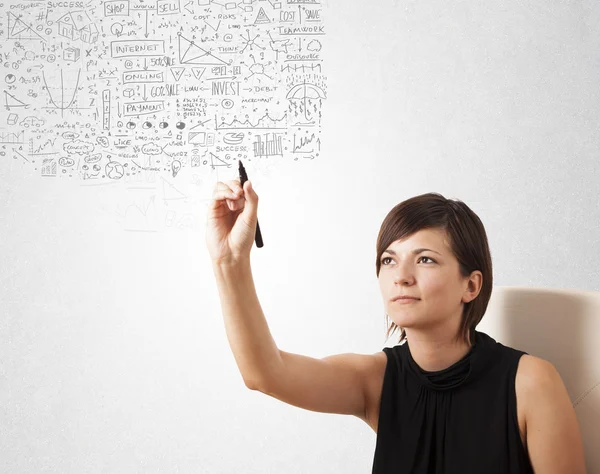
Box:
[41,158,57,177]
[253,133,283,158]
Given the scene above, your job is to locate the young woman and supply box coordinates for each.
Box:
[206,178,587,473]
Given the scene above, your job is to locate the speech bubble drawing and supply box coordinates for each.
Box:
[85,153,103,163]
[62,131,80,140]
[96,136,109,147]
[59,157,75,167]
[142,142,163,155]
[63,140,95,155]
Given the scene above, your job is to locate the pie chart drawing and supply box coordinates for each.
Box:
[106,162,124,179]
[223,132,244,145]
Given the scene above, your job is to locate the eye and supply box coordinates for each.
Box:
[380,256,436,265]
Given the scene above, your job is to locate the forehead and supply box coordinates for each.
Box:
[386,228,449,252]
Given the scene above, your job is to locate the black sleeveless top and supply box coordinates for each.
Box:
[371,330,534,474]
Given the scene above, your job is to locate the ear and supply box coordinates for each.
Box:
[463,271,483,303]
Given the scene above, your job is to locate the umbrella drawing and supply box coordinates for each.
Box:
[286,80,326,121]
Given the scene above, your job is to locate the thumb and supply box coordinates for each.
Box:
[242,180,257,222]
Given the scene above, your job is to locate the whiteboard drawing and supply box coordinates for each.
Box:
[0,0,328,231]
[41,69,83,117]
[7,12,47,42]
[4,91,30,110]
[57,11,99,43]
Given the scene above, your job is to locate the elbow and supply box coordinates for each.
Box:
[244,377,262,391]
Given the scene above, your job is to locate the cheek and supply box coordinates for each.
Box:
[420,277,451,302]
[430,283,460,309]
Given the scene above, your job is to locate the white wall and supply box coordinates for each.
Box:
[1,0,599,472]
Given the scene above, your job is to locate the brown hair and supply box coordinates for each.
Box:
[376,192,493,346]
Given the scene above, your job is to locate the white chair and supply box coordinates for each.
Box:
[477,286,600,472]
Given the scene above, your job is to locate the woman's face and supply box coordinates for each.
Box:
[378,228,476,334]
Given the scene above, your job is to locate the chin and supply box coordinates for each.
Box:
[389,315,418,328]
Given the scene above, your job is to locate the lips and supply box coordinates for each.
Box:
[391,296,420,302]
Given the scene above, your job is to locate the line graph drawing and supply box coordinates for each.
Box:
[292,132,320,153]
[0,131,25,144]
[42,69,83,117]
[29,137,59,155]
[215,111,287,130]
[116,194,159,233]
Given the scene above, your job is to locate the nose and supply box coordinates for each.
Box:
[394,277,414,286]
[392,261,416,285]
[393,272,415,285]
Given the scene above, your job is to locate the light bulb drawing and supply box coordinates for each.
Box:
[171,159,181,177]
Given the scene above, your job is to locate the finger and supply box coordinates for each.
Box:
[214,180,243,198]
[241,180,257,222]
[228,198,245,212]
[210,195,241,213]
[213,182,242,199]
[210,183,242,210]
[227,179,243,196]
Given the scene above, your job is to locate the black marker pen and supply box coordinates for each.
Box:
[238,159,264,248]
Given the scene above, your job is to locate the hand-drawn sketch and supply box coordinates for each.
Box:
[57,11,99,43]
[7,12,47,42]
[0,0,327,231]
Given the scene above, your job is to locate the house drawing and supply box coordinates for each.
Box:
[57,11,99,43]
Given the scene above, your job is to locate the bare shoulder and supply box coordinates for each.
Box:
[515,354,586,473]
[516,354,558,388]
[515,354,562,426]
[362,351,388,433]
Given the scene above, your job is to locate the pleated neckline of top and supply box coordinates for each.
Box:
[403,331,486,391]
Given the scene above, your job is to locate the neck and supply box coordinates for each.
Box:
[405,328,473,372]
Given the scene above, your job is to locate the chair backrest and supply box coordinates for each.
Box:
[477,286,600,472]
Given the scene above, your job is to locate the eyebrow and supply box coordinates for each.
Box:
[382,248,442,256]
